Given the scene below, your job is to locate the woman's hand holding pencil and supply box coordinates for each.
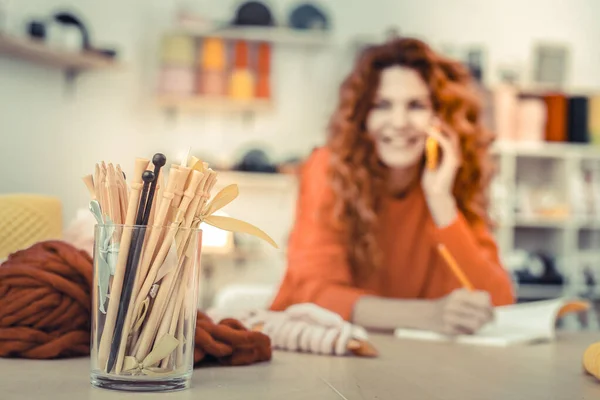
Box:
[431,243,494,335]
[429,288,494,335]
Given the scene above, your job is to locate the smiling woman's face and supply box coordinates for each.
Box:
[366,66,434,169]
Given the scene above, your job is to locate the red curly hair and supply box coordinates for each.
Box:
[327,37,495,281]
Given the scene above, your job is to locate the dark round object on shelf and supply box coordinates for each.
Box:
[232,1,275,27]
[289,3,329,31]
[53,11,90,49]
[235,148,277,173]
[27,20,46,40]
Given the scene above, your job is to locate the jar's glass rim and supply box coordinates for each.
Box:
[94,224,202,231]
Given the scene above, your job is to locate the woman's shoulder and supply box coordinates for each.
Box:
[298,146,335,201]
[302,146,332,173]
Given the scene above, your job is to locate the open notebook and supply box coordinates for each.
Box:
[394,298,590,347]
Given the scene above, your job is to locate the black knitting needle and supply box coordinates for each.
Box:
[142,153,167,225]
[106,170,155,373]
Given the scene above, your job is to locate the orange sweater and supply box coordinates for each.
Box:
[270,148,515,320]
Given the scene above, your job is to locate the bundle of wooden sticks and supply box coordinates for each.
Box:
[83,153,277,376]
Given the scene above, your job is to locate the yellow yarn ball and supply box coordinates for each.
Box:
[583,342,600,379]
[0,194,62,259]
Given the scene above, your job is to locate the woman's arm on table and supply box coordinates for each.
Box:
[353,290,493,335]
[270,149,372,320]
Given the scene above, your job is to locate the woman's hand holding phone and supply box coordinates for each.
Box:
[422,119,461,227]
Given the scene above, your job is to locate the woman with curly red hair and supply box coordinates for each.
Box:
[270,37,515,335]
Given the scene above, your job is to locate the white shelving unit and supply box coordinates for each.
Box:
[491,141,600,300]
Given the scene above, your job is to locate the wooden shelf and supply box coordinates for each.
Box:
[491,141,600,159]
[0,34,118,71]
[173,26,332,47]
[513,216,571,229]
[517,85,600,96]
[517,284,564,300]
[577,221,600,230]
[156,95,273,113]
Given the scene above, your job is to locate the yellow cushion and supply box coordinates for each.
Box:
[0,194,62,259]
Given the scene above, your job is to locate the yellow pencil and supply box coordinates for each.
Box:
[437,243,474,291]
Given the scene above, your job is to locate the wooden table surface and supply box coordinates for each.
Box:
[2,332,600,400]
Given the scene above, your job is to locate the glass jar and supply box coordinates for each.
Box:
[90,224,202,392]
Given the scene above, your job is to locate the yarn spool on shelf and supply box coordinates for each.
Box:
[229,40,255,100]
[255,42,271,99]
[198,37,227,97]
[158,34,195,95]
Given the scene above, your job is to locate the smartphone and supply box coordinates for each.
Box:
[425,136,439,170]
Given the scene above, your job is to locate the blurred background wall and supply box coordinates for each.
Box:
[3,0,600,224]
[3,0,600,306]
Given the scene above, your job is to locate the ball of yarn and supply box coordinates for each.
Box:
[0,241,93,358]
[195,314,271,366]
[583,342,600,379]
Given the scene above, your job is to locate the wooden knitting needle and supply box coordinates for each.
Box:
[174,169,203,232]
[131,208,186,327]
[108,170,155,374]
[175,171,208,256]
[100,162,110,220]
[175,169,218,261]
[171,166,192,213]
[198,170,218,214]
[82,175,96,199]
[154,167,165,223]
[176,299,186,367]
[157,259,190,368]
[172,258,195,368]
[173,169,216,269]
[94,164,106,217]
[159,226,199,369]
[116,164,128,220]
[94,164,100,195]
[106,164,122,225]
[133,251,188,362]
[97,158,149,372]
[131,166,183,307]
